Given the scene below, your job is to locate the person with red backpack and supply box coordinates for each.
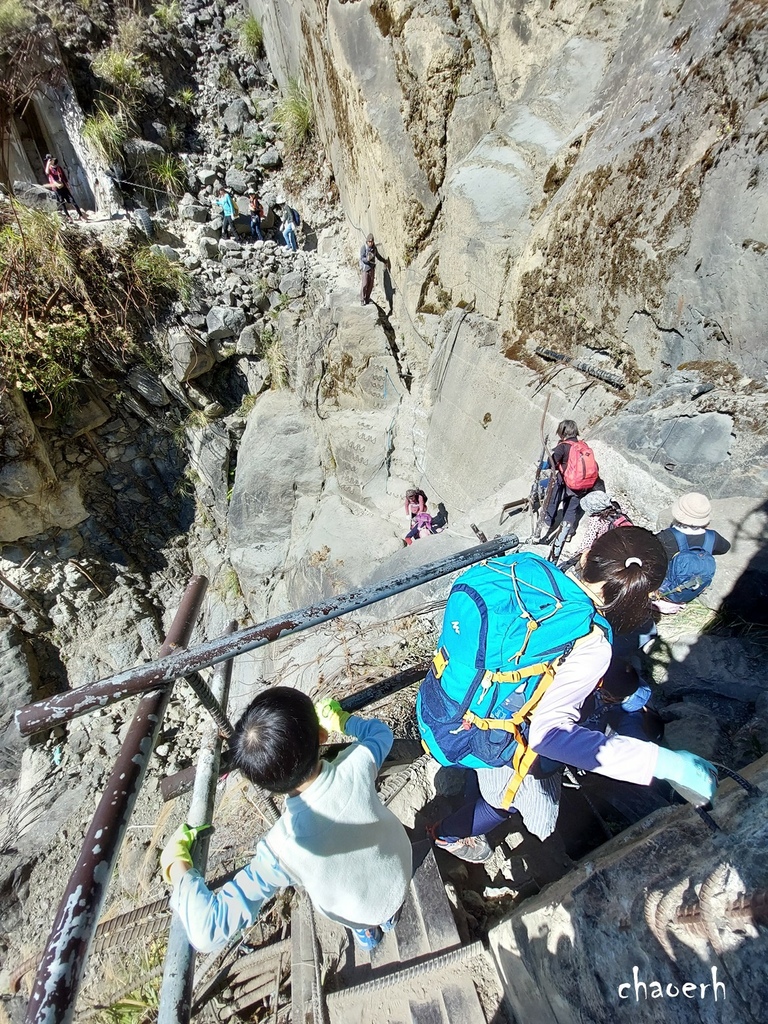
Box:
[534,419,600,543]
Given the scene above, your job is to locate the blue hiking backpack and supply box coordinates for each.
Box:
[416,552,610,804]
[290,207,301,226]
[657,529,716,603]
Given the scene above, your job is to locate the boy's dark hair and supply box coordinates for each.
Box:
[233,687,320,793]
[556,419,579,440]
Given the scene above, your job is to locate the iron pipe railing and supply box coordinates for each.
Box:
[157,621,236,1024]
[24,576,208,1024]
[16,536,518,738]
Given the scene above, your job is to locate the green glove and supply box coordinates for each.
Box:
[160,823,212,884]
[314,698,350,735]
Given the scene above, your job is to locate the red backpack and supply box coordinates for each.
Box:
[562,440,599,491]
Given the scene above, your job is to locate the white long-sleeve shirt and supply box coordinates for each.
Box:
[171,716,411,952]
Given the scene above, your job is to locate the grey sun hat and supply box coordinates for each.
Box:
[580,491,613,515]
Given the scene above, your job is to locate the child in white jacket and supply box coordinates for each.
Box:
[161,688,411,952]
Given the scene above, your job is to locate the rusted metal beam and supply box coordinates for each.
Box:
[157,621,236,1024]
[24,576,208,1024]
[17,536,518,738]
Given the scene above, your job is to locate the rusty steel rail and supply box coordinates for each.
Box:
[157,621,236,1024]
[24,576,208,1024]
[16,536,518,738]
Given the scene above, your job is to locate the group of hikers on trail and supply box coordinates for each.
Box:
[215,186,301,247]
[160,418,728,959]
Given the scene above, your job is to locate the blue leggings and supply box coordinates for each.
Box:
[438,774,518,840]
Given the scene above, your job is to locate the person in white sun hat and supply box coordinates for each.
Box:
[652,492,730,613]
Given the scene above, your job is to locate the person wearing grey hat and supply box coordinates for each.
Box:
[653,492,730,612]
[564,493,633,566]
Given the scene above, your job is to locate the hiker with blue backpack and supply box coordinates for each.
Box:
[653,492,730,613]
[417,527,718,862]
[533,420,602,545]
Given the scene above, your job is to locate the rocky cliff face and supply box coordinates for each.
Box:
[249,0,768,501]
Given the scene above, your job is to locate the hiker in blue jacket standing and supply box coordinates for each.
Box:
[216,187,239,240]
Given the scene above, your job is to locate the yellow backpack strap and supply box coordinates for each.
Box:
[463,661,559,733]
[465,624,606,808]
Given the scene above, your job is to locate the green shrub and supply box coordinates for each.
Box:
[148,153,186,199]
[115,9,147,52]
[240,14,263,58]
[273,78,315,152]
[92,48,145,93]
[264,336,287,389]
[173,87,195,109]
[131,245,191,302]
[0,203,188,414]
[165,120,184,150]
[82,107,129,164]
[153,0,181,31]
[0,0,32,36]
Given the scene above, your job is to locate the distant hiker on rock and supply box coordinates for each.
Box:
[161,688,410,953]
[404,488,433,545]
[216,187,239,240]
[652,492,730,613]
[247,188,264,241]
[45,155,86,221]
[360,233,389,306]
[417,527,717,862]
[533,419,601,544]
[277,197,299,251]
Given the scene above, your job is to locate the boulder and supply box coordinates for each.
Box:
[167,326,215,382]
[228,390,324,618]
[258,147,282,169]
[198,236,219,259]
[236,324,261,355]
[179,203,209,223]
[279,270,304,298]
[206,305,247,340]
[123,137,165,168]
[126,366,170,407]
[222,98,249,133]
[224,166,250,193]
[150,243,180,261]
[198,166,219,186]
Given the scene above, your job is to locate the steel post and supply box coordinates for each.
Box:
[157,622,236,1024]
[24,576,208,1024]
[17,536,518,737]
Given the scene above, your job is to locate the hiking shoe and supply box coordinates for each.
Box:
[351,926,382,951]
[380,907,402,933]
[434,834,493,863]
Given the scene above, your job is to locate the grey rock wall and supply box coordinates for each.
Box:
[488,756,768,1024]
[248,0,768,502]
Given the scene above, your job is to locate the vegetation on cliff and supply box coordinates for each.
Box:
[0,203,188,416]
